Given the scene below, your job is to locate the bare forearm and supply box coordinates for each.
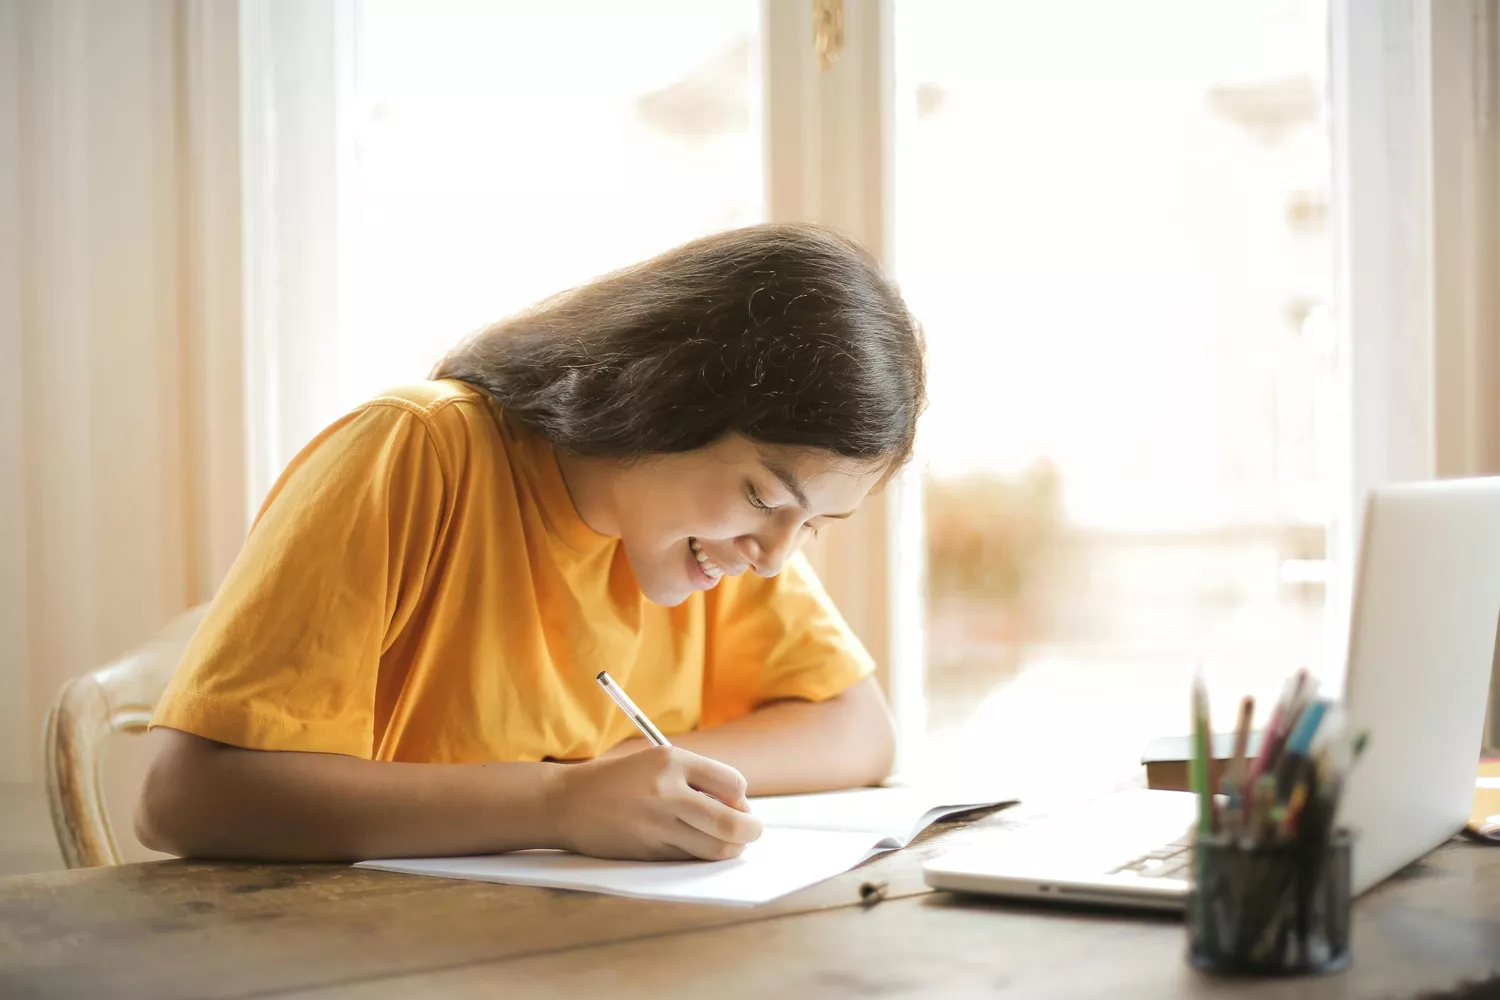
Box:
[667,678,896,796]
[136,729,564,862]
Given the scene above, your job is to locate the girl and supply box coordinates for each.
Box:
[137,223,926,864]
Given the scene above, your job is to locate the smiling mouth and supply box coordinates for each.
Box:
[688,537,725,581]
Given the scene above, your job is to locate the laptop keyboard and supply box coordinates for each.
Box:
[1107,829,1195,880]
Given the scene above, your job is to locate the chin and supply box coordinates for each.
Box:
[629,556,690,606]
[623,541,697,607]
[641,579,692,607]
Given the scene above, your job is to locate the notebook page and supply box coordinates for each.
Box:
[749,786,1010,847]
[356,826,882,907]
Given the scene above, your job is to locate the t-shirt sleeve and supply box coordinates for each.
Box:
[152,403,447,757]
[699,552,876,728]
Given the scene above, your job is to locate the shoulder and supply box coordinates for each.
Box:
[359,379,493,427]
[352,379,504,468]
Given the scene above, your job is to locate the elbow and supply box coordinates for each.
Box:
[135,749,189,856]
[866,704,897,786]
[134,779,172,857]
[841,677,897,787]
[134,729,214,858]
[133,796,172,856]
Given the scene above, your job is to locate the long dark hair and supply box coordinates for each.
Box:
[433,223,926,472]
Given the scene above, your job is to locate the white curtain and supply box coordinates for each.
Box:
[0,0,244,827]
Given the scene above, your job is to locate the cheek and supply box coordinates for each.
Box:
[695,510,766,543]
[622,504,737,550]
[622,474,761,546]
[672,495,759,542]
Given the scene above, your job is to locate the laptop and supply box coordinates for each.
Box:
[923,478,1500,911]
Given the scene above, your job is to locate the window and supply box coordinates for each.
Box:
[338,0,765,411]
[894,0,1335,793]
[245,0,766,484]
[242,1,1496,776]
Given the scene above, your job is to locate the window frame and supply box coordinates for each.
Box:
[1326,0,1500,717]
[762,0,926,767]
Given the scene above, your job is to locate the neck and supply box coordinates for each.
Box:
[552,449,620,536]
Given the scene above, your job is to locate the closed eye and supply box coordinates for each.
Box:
[747,485,775,513]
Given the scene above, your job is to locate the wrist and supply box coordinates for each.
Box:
[599,737,643,760]
[537,760,577,852]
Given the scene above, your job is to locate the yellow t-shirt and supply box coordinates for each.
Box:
[153,380,873,762]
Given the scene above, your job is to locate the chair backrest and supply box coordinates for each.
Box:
[43,604,209,868]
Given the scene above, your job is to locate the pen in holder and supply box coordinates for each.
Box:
[1187,828,1352,976]
[1185,671,1365,977]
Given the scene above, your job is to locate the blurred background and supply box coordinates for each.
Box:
[2,0,1495,877]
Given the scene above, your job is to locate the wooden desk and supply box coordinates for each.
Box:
[3,811,1499,1000]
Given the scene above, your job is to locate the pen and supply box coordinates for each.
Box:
[1191,671,1214,835]
[1247,669,1308,790]
[1280,780,1309,840]
[1221,695,1255,838]
[1250,773,1278,843]
[596,670,672,747]
[1273,697,1331,794]
[1226,695,1255,785]
[1321,729,1368,820]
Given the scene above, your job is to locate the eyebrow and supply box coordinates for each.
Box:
[763,462,856,520]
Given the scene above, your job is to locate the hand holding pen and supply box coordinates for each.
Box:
[540,671,762,863]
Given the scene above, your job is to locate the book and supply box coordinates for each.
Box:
[1471,758,1500,833]
[355,785,1014,907]
[1141,731,1264,792]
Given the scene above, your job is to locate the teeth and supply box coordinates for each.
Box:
[690,537,722,578]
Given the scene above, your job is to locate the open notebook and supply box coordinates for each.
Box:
[355,786,1014,906]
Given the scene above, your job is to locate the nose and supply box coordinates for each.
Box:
[734,521,802,578]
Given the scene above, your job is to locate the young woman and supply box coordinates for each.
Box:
[136,223,926,865]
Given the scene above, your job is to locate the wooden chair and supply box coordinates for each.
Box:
[43,604,209,868]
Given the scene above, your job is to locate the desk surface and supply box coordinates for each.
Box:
[3,810,1499,1000]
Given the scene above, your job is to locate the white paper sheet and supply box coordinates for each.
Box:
[358,827,884,906]
[748,786,1002,845]
[355,785,1013,906]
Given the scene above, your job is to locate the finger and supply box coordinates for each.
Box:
[583,838,698,862]
[673,787,764,845]
[677,751,750,809]
[665,819,752,862]
[634,841,699,862]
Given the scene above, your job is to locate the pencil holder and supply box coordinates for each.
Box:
[1186,829,1352,976]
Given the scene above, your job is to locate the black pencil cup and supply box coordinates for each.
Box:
[1187,829,1352,976]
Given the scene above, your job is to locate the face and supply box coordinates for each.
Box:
[605,436,886,606]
